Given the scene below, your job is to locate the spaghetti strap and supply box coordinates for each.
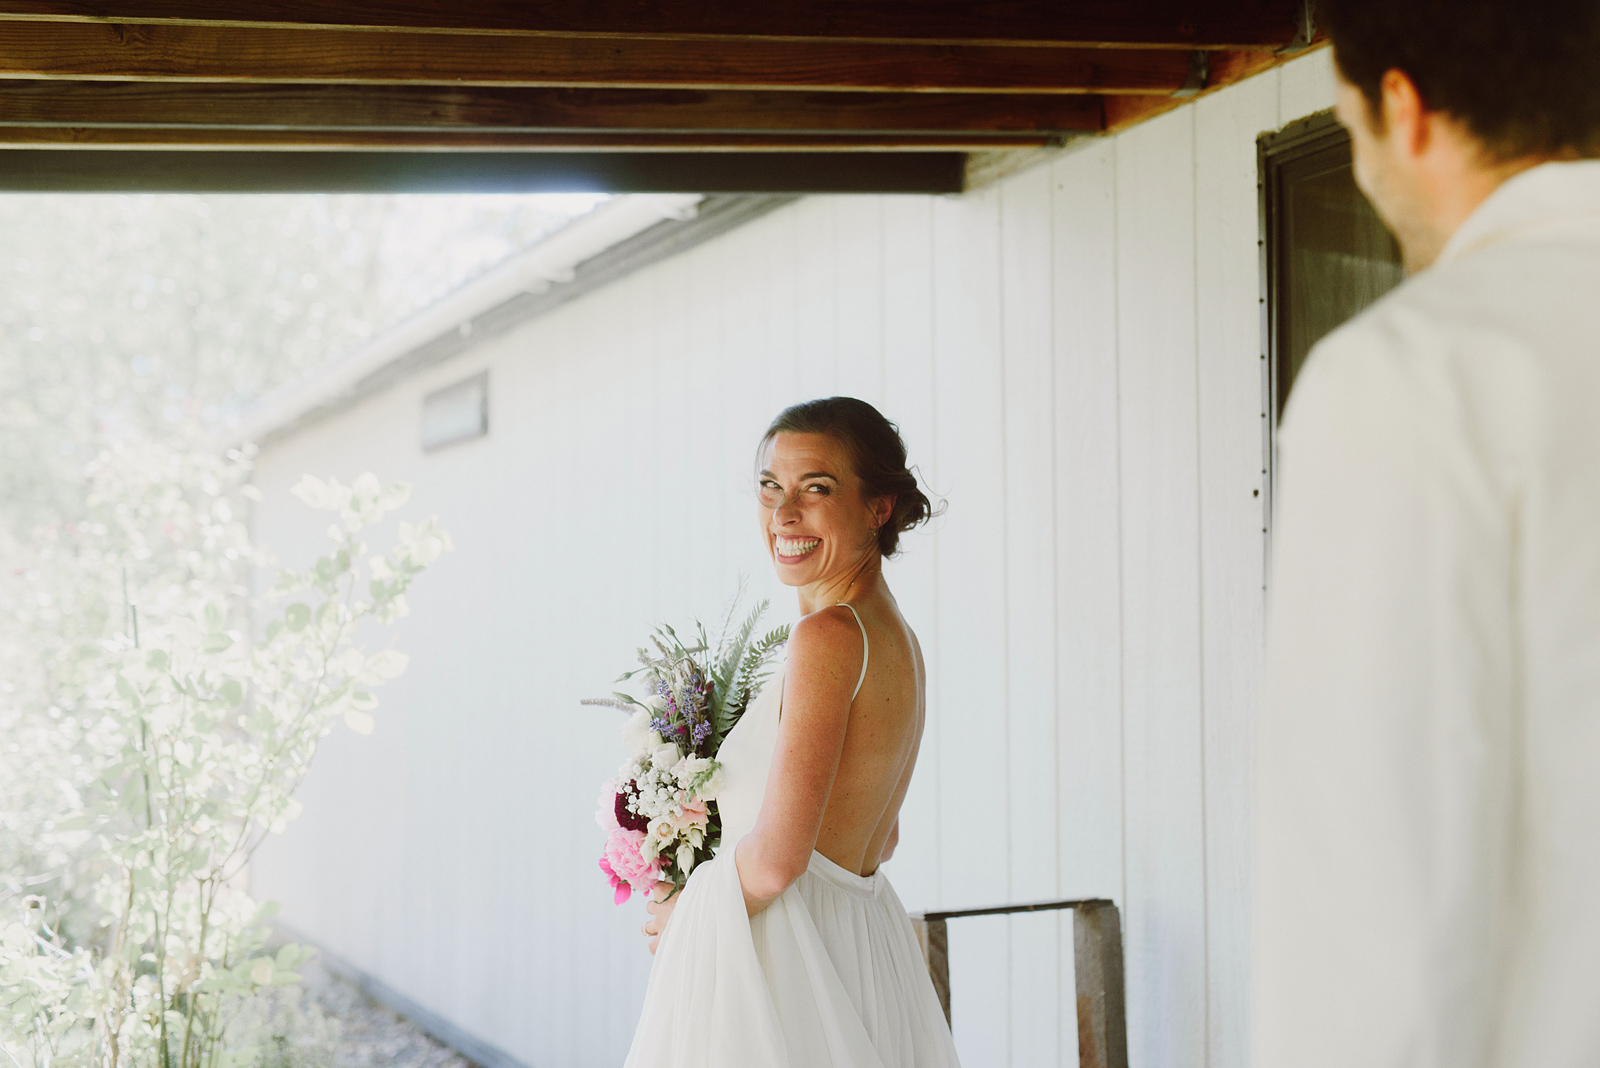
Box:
[836,602,869,702]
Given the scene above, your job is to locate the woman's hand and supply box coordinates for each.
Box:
[641,880,679,955]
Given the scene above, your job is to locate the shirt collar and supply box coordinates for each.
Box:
[1436,159,1600,266]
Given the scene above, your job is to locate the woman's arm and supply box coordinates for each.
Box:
[734,606,863,916]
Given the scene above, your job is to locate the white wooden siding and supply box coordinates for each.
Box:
[250,51,1336,1068]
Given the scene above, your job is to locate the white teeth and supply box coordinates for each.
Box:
[776,537,820,557]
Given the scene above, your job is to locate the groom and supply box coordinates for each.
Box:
[1255,1,1600,1065]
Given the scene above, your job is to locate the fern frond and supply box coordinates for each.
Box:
[709,599,767,725]
[716,623,790,739]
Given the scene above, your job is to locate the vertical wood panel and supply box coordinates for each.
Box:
[1195,74,1277,1068]
[833,195,887,405]
[763,205,803,413]
[948,914,1012,1067]
[879,194,942,908]
[602,271,658,1062]
[1050,136,1126,1068]
[932,186,1010,1065]
[1051,139,1126,907]
[1277,47,1336,125]
[795,197,839,401]
[999,162,1062,1068]
[1114,106,1208,1068]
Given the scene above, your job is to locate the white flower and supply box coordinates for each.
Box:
[623,709,660,755]
[702,764,727,798]
[676,841,696,875]
[673,754,712,784]
[650,742,683,770]
[352,472,381,500]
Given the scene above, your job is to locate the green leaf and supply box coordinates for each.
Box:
[284,604,310,632]
[204,603,224,631]
[203,631,233,654]
[219,679,244,706]
[115,674,139,705]
[146,649,170,672]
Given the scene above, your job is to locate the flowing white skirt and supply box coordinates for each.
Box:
[623,848,962,1068]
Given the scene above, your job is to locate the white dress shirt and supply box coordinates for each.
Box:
[1255,160,1600,1068]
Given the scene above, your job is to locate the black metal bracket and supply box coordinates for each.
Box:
[1170,50,1210,98]
[1277,0,1318,55]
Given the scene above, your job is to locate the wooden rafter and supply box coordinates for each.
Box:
[0,127,1056,151]
[0,1,1321,191]
[0,82,1106,134]
[0,147,967,192]
[0,1,1306,49]
[0,22,1213,94]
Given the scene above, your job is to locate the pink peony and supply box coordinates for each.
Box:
[600,827,659,904]
[680,799,709,828]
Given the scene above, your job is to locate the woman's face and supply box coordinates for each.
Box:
[757,431,884,588]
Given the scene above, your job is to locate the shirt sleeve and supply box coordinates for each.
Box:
[1252,319,1518,1068]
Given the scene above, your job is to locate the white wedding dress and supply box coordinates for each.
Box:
[624,606,962,1067]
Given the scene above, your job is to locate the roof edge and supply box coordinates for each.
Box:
[222,192,709,447]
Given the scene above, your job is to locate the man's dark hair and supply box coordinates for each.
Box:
[1319,0,1600,161]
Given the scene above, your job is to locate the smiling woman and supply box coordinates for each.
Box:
[625,396,958,1068]
[757,396,939,561]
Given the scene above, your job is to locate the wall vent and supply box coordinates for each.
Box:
[421,371,488,451]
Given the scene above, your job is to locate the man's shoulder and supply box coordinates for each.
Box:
[1297,235,1588,415]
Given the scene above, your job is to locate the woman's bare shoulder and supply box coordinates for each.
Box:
[786,604,865,667]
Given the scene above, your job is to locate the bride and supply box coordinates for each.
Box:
[624,397,961,1067]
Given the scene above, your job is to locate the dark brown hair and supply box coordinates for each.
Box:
[758,397,941,557]
[1320,0,1600,161]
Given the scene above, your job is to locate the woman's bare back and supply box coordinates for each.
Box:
[810,594,925,877]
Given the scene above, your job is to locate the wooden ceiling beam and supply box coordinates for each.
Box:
[0,147,969,193]
[0,126,1058,151]
[0,1,1308,50]
[0,20,1202,94]
[0,81,1106,134]
[1102,47,1300,131]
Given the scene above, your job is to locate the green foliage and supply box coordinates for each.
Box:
[0,193,602,536]
[0,441,450,1068]
[603,584,789,750]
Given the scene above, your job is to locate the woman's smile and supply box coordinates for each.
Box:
[773,535,822,562]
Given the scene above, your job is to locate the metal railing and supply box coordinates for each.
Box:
[910,898,1128,1068]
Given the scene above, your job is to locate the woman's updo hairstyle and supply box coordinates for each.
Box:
[758,397,942,557]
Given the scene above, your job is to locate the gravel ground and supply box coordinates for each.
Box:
[301,955,478,1068]
[241,948,479,1068]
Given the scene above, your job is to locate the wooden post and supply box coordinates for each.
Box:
[1072,902,1129,1068]
[909,914,951,1027]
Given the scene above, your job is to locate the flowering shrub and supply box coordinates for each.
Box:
[0,441,450,1068]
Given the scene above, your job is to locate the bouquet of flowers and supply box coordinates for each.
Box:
[587,593,788,904]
